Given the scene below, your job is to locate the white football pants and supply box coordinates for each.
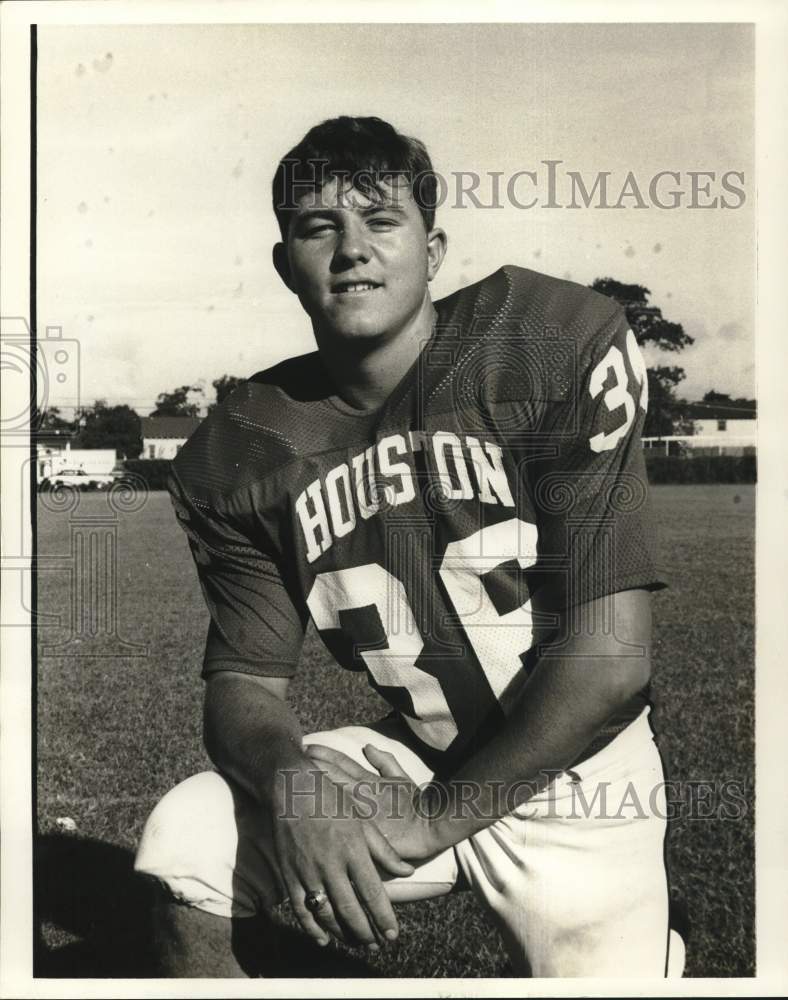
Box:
[135,708,684,977]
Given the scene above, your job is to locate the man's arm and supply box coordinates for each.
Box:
[308,588,652,859]
[423,587,652,850]
[421,305,660,847]
[202,669,415,948]
[203,671,302,805]
[169,463,413,949]
[415,304,659,842]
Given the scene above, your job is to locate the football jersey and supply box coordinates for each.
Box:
[169,265,665,772]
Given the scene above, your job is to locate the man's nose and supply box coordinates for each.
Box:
[331,222,371,269]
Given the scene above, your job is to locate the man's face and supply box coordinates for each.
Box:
[275,176,446,346]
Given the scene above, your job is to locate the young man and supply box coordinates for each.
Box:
[135,116,684,978]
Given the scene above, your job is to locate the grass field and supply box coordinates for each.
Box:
[35,483,755,978]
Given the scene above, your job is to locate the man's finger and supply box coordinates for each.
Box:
[306,891,348,945]
[306,743,378,780]
[305,755,358,791]
[349,854,400,943]
[363,744,411,780]
[323,872,381,950]
[362,821,415,877]
[281,867,331,948]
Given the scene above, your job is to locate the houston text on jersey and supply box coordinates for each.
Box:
[295,431,516,564]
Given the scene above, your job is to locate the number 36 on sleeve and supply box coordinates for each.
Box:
[588,329,648,454]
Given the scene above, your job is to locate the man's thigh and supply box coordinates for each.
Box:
[453,709,673,977]
[134,724,459,918]
[135,711,678,977]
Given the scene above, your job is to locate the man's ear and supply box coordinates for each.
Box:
[272,242,294,292]
[426,227,448,283]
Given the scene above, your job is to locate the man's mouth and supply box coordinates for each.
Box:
[331,281,383,295]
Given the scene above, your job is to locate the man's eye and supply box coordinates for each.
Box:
[369,218,397,229]
[303,223,336,238]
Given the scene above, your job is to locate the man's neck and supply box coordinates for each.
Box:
[316,298,436,413]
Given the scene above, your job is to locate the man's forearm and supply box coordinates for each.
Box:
[202,671,415,947]
[203,672,313,808]
[425,591,652,850]
[424,650,647,849]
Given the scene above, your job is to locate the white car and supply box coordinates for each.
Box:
[44,468,117,491]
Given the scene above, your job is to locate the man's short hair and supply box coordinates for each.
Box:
[272,115,438,239]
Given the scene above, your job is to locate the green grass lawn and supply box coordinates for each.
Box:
[34,483,755,978]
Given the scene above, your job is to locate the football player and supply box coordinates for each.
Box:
[135,115,684,978]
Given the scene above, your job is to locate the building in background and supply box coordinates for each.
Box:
[685,402,756,445]
[140,416,202,460]
[643,400,756,456]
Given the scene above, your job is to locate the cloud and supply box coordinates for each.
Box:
[678,323,754,399]
[717,321,745,341]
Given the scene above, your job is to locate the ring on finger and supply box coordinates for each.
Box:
[304,889,329,914]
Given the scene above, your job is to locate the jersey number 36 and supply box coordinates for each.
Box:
[307,518,539,750]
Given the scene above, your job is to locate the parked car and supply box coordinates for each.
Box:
[40,468,118,491]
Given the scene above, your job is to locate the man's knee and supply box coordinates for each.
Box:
[135,771,272,918]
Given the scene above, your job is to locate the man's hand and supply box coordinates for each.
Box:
[203,671,414,951]
[271,762,415,950]
[313,590,654,859]
[305,743,441,863]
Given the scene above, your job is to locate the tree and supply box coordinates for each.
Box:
[590,278,694,437]
[208,374,246,413]
[701,390,756,414]
[702,390,732,405]
[645,367,690,439]
[151,384,204,418]
[591,279,694,353]
[36,406,75,434]
[74,400,142,458]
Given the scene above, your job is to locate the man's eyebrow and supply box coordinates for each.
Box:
[293,208,340,221]
[361,203,407,216]
[292,203,407,225]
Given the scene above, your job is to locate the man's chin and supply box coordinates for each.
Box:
[326,321,389,343]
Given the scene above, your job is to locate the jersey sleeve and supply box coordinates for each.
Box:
[167,466,308,679]
[529,306,666,612]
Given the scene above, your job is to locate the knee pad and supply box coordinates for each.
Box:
[135,771,255,918]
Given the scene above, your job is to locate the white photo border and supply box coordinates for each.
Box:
[1,1,786,996]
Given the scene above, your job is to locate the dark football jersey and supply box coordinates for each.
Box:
[169,266,665,771]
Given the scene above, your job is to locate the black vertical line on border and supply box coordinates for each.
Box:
[30,21,39,973]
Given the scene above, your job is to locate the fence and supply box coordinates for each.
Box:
[642,435,756,458]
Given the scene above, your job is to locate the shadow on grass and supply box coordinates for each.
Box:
[34,833,380,978]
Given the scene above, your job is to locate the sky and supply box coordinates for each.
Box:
[37,22,755,415]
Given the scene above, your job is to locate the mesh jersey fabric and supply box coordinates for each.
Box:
[169,265,665,770]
